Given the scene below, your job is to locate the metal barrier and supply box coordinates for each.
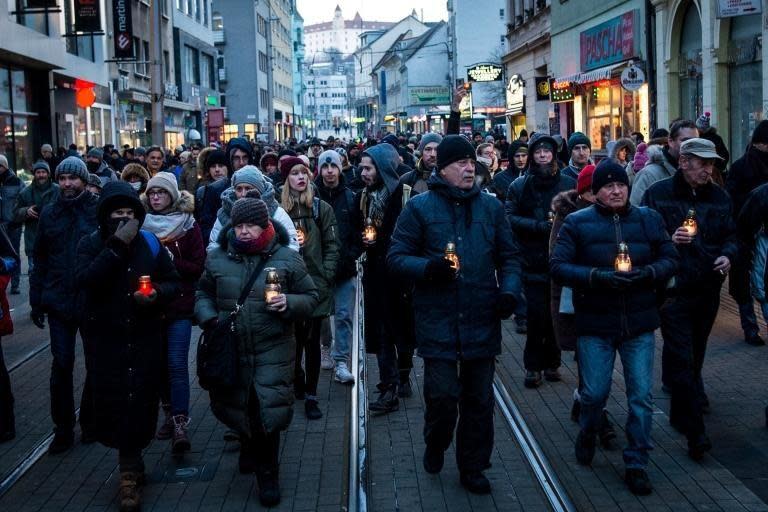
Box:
[348,257,368,512]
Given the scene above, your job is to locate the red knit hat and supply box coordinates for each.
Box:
[279,156,308,182]
[576,164,596,195]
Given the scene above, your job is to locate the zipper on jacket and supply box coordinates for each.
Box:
[613,214,629,337]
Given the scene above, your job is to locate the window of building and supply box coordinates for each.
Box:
[223,124,238,141]
[679,3,703,121]
[15,0,49,34]
[585,79,640,151]
[728,13,763,155]
[212,12,223,31]
[244,123,259,140]
[195,0,201,22]
[201,53,214,88]
[203,0,208,25]
[258,15,267,36]
[134,38,148,75]
[164,51,171,81]
[184,45,199,84]
[63,0,95,61]
[186,0,193,15]
[260,88,269,108]
[259,51,268,72]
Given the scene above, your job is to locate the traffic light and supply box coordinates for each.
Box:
[74,78,96,108]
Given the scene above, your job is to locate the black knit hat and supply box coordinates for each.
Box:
[752,120,768,145]
[206,149,231,172]
[528,133,557,154]
[231,197,270,228]
[437,135,476,170]
[591,159,629,194]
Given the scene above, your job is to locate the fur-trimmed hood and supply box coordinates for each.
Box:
[646,144,667,165]
[551,189,581,218]
[197,147,215,174]
[120,163,150,183]
[609,138,636,159]
[141,189,195,214]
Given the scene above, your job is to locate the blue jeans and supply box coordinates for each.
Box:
[331,278,356,363]
[49,314,92,433]
[167,319,192,416]
[577,331,655,469]
[738,301,759,338]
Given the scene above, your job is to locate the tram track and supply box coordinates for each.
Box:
[7,341,50,373]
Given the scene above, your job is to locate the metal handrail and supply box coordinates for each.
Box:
[348,256,368,512]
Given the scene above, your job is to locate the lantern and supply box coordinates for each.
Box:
[363,217,377,243]
[264,268,281,304]
[444,242,460,273]
[137,275,154,295]
[682,208,697,237]
[614,243,632,272]
[295,221,306,247]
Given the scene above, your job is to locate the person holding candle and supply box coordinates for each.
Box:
[387,134,523,494]
[140,172,206,454]
[278,157,339,420]
[195,197,318,506]
[551,160,679,495]
[641,138,735,461]
[76,181,181,512]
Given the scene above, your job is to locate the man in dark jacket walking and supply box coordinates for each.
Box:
[506,133,576,387]
[14,161,59,276]
[0,155,23,294]
[491,139,528,203]
[388,135,523,494]
[642,138,735,461]
[561,132,592,180]
[316,150,362,384]
[29,156,99,453]
[551,160,678,495]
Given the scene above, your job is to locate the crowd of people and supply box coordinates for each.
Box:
[0,85,767,510]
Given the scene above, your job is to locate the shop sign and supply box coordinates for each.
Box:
[716,0,761,18]
[550,79,576,103]
[206,95,218,106]
[580,10,639,72]
[620,63,645,91]
[409,86,451,106]
[164,83,178,100]
[505,75,525,115]
[467,63,503,82]
[112,0,134,59]
[535,77,550,101]
[74,0,101,32]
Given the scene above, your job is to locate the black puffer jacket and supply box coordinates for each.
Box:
[505,168,576,280]
[315,175,362,281]
[550,202,679,338]
[642,170,737,292]
[30,190,99,317]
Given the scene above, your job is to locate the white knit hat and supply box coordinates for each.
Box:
[146,171,180,203]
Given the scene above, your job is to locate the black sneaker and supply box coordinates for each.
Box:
[256,468,281,507]
[397,381,413,398]
[48,430,74,455]
[423,446,444,474]
[305,399,323,420]
[574,430,596,466]
[524,371,542,389]
[598,410,617,448]
[625,468,653,495]
[746,334,766,346]
[570,398,580,423]
[544,368,561,382]
[460,470,491,494]
[369,387,399,414]
[687,435,712,462]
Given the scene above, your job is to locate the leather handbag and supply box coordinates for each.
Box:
[197,255,270,391]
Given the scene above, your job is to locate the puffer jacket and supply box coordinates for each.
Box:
[387,174,523,360]
[630,145,677,205]
[734,180,768,303]
[195,224,318,434]
[641,170,737,293]
[0,169,23,224]
[315,175,362,281]
[284,197,338,317]
[751,231,768,302]
[14,180,59,256]
[550,202,679,338]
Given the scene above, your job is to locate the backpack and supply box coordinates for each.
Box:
[141,229,161,259]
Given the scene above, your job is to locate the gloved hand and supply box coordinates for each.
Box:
[113,219,140,246]
[592,270,634,289]
[425,257,457,282]
[133,289,158,306]
[624,266,654,285]
[496,293,517,319]
[536,220,553,233]
[30,308,46,329]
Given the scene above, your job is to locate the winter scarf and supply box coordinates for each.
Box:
[361,184,389,227]
[143,212,196,243]
[229,222,275,254]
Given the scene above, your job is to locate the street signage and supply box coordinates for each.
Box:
[506,75,524,115]
[467,63,503,82]
[409,86,451,106]
[535,77,550,101]
[112,0,134,59]
[550,79,576,103]
[716,0,761,18]
[580,10,639,72]
[620,63,645,91]
[74,0,101,32]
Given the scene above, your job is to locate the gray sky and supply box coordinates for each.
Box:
[295,0,447,24]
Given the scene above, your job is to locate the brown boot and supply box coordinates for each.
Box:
[171,415,191,454]
[156,405,172,440]
[119,471,143,512]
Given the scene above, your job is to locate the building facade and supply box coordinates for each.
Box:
[269,0,296,142]
[305,63,350,140]
[292,3,306,141]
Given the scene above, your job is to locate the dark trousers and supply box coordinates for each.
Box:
[423,357,495,472]
[49,314,93,433]
[0,340,13,433]
[660,290,720,439]
[245,387,280,471]
[295,317,321,397]
[118,447,145,473]
[523,281,560,371]
[376,338,414,389]
[7,227,19,290]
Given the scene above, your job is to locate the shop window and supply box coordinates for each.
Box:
[678,3,703,121]
[223,124,239,142]
[244,123,259,140]
[729,13,763,156]
[586,79,640,151]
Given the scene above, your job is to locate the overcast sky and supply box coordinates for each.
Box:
[295,0,448,24]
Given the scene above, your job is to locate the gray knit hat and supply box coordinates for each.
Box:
[55,156,89,182]
[317,150,342,171]
[41,144,53,153]
[231,197,270,228]
[32,160,51,174]
[231,165,263,189]
[87,147,104,160]
[417,133,443,152]
[146,171,181,203]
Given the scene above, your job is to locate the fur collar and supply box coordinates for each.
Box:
[141,190,195,214]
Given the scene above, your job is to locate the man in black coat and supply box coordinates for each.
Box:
[0,155,23,294]
[642,138,736,461]
[506,133,576,388]
[491,139,528,203]
[551,160,678,495]
[29,156,100,453]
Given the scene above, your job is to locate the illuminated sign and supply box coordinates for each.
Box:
[535,77,550,101]
[580,11,639,72]
[467,63,503,82]
[550,79,576,102]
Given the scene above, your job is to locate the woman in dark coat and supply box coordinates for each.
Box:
[141,172,205,452]
[76,182,180,512]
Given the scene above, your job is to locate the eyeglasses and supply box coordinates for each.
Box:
[148,190,169,198]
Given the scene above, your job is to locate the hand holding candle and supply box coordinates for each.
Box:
[363,217,377,245]
[614,242,632,272]
[138,275,154,295]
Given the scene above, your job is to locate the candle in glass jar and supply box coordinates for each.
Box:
[363,217,377,243]
[138,275,154,296]
[264,268,281,303]
[614,242,632,272]
[444,242,460,273]
[682,208,697,237]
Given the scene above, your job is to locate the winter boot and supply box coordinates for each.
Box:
[156,405,173,440]
[460,470,491,494]
[48,429,73,455]
[524,371,542,388]
[256,467,281,507]
[625,468,653,495]
[398,370,412,398]
[119,471,143,512]
[171,415,191,454]
[369,386,399,414]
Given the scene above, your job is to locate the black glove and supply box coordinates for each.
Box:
[133,289,158,306]
[496,294,517,319]
[624,266,654,285]
[592,270,633,289]
[30,308,45,329]
[425,258,456,282]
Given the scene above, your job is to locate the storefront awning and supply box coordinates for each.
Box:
[554,62,625,85]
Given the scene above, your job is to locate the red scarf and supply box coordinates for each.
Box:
[232,222,275,254]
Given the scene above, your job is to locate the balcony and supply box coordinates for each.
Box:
[213,30,225,45]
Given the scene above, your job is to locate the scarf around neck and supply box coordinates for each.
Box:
[143,212,195,243]
[230,222,275,254]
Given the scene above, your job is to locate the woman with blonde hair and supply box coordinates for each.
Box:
[277,157,339,420]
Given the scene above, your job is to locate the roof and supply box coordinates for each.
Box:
[372,22,444,72]
[304,19,396,33]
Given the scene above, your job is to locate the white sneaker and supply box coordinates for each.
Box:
[334,362,354,384]
[321,345,334,370]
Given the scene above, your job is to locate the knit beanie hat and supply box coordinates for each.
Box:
[146,171,181,203]
[317,150,342,171]
[87,174,103,189]
[231,165,263,189]
[87,147,104,160]
[437,135,476,170]
[278,149,297,159]
[696,112,711,133]
[576,164,596,195]
[591,159,629,194]
[417,132,443,152]
[752,120,768,145]
[632,143,649,170]
[206,149,230,171]
[55,156,89,182]
[568,132,591,152]
[381,133,400,149]
[231,197,270,228]
[280,156,307,182]
[41,144,53,153]
[32,160,50,174]
[528,133,557,154]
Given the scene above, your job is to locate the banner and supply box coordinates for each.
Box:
[716,0,761,18]
[535,77,550,101]
[74,0,101,32]
[409,86,451,106]
[467,63,503,82]
[112,0,134,59]
[580,10,639,72]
